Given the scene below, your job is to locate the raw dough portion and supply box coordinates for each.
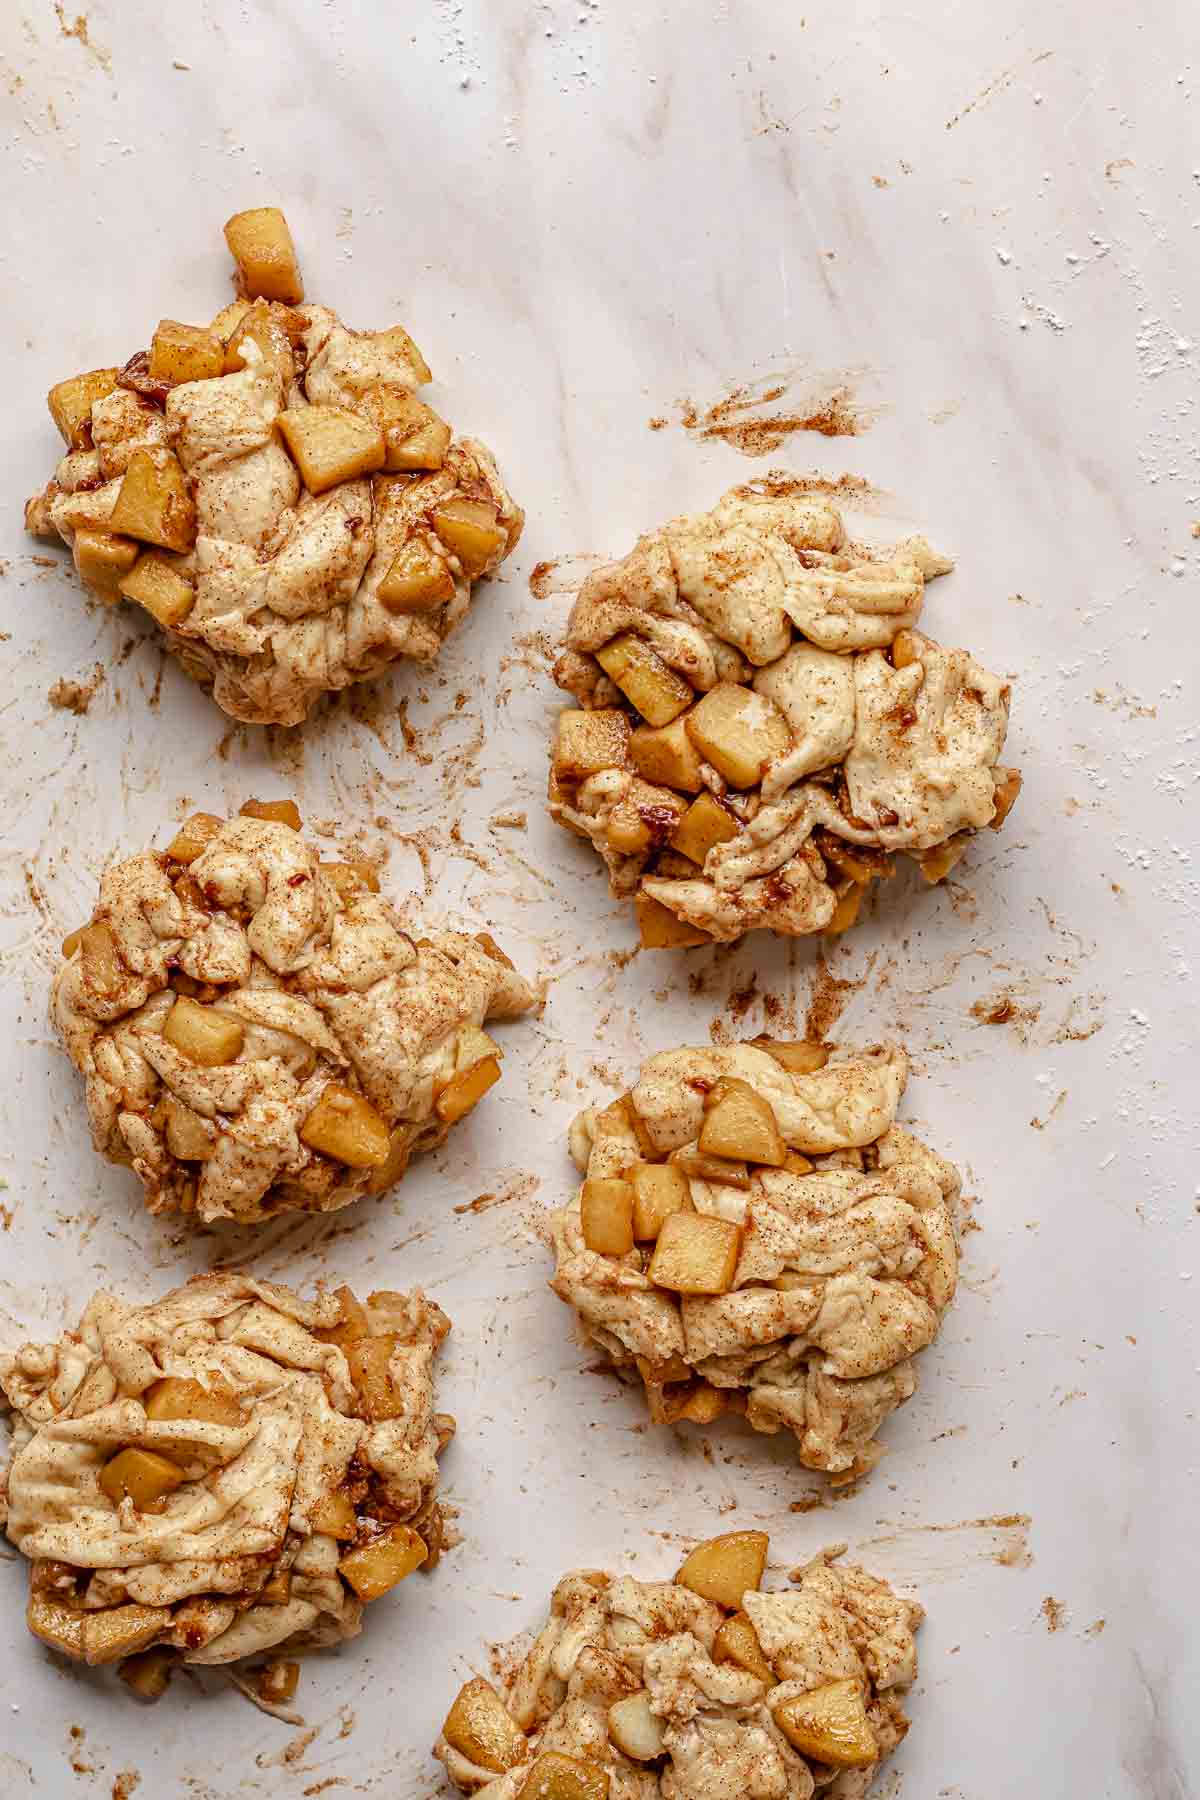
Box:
[549,482,1020,945]
[1,1273,454,1699]
[25,215,522,725]
[53,811,537,1223]
[436,1533,923,1800]
[550,1041,959,1483]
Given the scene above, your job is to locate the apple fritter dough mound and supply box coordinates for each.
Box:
[549,482,1020,946]
[53,807,537,1224]
[436,1532,922,1800]
[24,208,522,726]
[1,1273,454,1703]
[548,1040,959,1483]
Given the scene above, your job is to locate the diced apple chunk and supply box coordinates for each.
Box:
[990,766,1022,830]
[607,1692,665,1760]
[82,1604,172,1666]
[554,708,631,781]
[163,997,244,1067]
[166,812,224,863]
[782,1153,815,1175]
[431,499,506,576]
[749,1038,829,1075]
[80,921,123,998]
[630,1163,692,1241]
[580,1177,635,1256]
[222,299,295,375]
[239,797,302,829]
[824,884,865,935]
[365,386,451,471]
[211,298,253,339]
[145,1376,243,1429]
[595,634,693,727]
[72,528,139,602]
[890,628,919,669]
[119,1646,175,1700]
[365,1124,416,1195]
[310,1488,357,1539]
[435,1055,501,1125]
[918,837,969,885]
[48,367,119,449]
[635,894,711,950]
[99,1448,186,1512]
[346,1335,407,1421]
[685,684,791,788]
[669,1147,751,1188]
[338,1524,427,1600]
[675,1530,769,1610]
[258,1660,300,1704]
[118,550,195,627]
[699,1079,786,1167]
[278,405,385,494]
[322,860,381,896]
[521,1753,610,1800]
[149,319,225,385]
[27,1593,85,1659]
[671,792,741,866]
[712,1612,776,1685]
[109,449,196,553]
[442,1677,529,1773]
[300,1083,391,1168]
[629,715,705,793]
[378,539,456,613]
[260,1567,292,1604]
[771,1679,878,1769]
[224,206,304,303]
[648,1212,741,1296]
[314,1283,370,1352]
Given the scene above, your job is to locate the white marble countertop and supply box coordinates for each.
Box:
[1,1,1197,1793]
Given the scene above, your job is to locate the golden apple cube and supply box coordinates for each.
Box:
[322,860,382,896]
[99,1448,186,1512]
[338,1524,427,1600]
[166,812,224,863]
[109,448,196,553]
[222,301,293,374]
[278,405,386,494]
[378,539,456,614]
[431,498,506,577]
[300,1082,391,1168]
[210,298,252,339]
[366,386,451,471]
[442,1677,529,1773]
[80,921,123,998]
[635,894,711,950]
[594,634,693,727]
[118,550,195,627]
[771,1679,878,1769]
[144,1376,242,1429]
[630,1162,692,1241]
[82,1604,171,1667]
[676,1530,769,1610]
[260,1567,292,1604]
[27,1593,85,1659]
[554,708,631,781]
[259,1659,300,1703]
[310,1488,357,1539]
[648,1212,741,1296]
[782,1152,815,1175]
[314,1283,370,1353]
[346,1334,406,1421]
[713,1611,776,1685]
[699,1079,786,1167]
[890,628,919,669]
[990,766,1022,830]
[73,528,139,601]
[629,715,705,793]
[158,1096,215,1162]
[435,1055,501,1124]
[48,367,119,449]
[224,206,304,303]
[580,1177,635,1256]
[149,319,225,385]
[163,997,245,1067]
[239,797,302,829]
[607,1693,666,1761]
[685,684,791,788]
[918,837,969,885]
[366,1124,415,1195]
[749,1038,829,1076]
[669,1147,750,1188]
[118,1646,175,1701]
[825,884,865,935]
[523,1754,609,1800]
[671,791,741,865]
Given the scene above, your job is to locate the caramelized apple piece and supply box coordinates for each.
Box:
[166,812,224,863]
[435,1056,501,1125]
[771,1679,878,1769]
[594,633,693,727]
[82,1604,172,1666]
[239,797,301,829]
[607,1692,665,1761]
[825,884,865,935]
[580,1177,635,1256]
[48,367,120,449]
[629,714,705,793]
[378,539,456,613]
[80,921,123,998]
[322,860,381,896]
[365,386,451,471]
[671,792,740,865]
[522,1753,609,1800]
[258,1660,300,1704]
[365,1124,416,1195]
[149,319,225,385]
[699,1079,786,1167]
[300,1083,391,1168]
[314,1283,370,1353]
[890,629,919,669]
[278,405,385,494]
[310,1489,357,1539]
[918,837,969,885]
[685,684,791,788]
[635,894,711,949]
[163,996,244,1067]
[144,1376,242,1429]
[109,448,196,553]
[99,1448,186,1511]
[990,766,1022,830]
[553,708,631,781]
[27,1593,85,1659]
[630,1162,692,1241]
[442,1677,529,1773]
[346,1335,407,1421]
[73,528,139,601]
[119,1646,176,1701]
[712,1611,776,1685]
[648,1212,741,1296]
[118,550,195,627]
[224,206,304,303]
[675,1530,769,1610]
[431,499,506,576]
[749,1038,829,1075]
[338,1524,427,1600]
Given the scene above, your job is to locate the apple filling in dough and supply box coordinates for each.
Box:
[549,482,1021,946]
[53,806,537,1224]
[24,207,523,725]
[549,1040,959,1483]
[0,1273,454,1705]
[436,1531,923,1800]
